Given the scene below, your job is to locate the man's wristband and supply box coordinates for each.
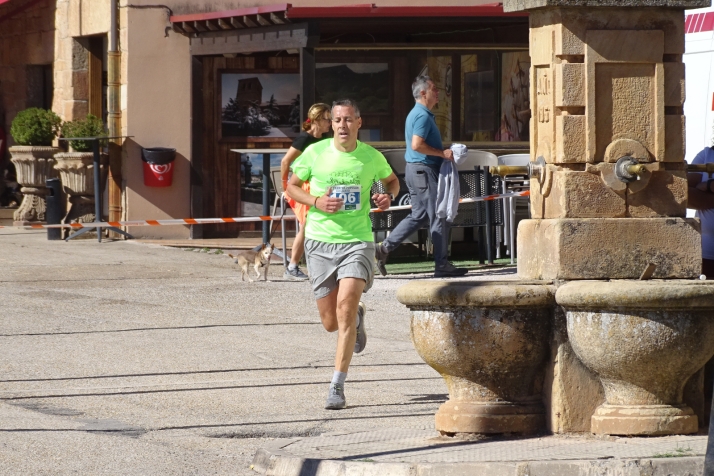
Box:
[387,193,395,200]
[314,196,318,208]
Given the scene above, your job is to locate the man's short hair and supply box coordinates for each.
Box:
[412,75,432,100]
[332,99,361,118]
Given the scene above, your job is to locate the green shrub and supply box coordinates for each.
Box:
[61,114,106,152]
[9,108,62,146]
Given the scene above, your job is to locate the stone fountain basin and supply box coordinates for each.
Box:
[557,280,714,435]
[397,280,554,434]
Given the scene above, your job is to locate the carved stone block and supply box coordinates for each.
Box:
[517,218,702,280]
[531,169,626,218]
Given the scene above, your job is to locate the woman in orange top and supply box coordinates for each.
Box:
[281,103,331,280]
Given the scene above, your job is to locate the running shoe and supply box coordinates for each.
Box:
[283,266,309,281]
[354,301,367,354]
[325,383,346,410]
[375,243,389,276]
[434,262,469,278]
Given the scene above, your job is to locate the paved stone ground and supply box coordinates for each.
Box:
[0,229,707,475]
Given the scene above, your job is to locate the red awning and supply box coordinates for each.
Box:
[170,3,525,35]
[286,3,524,18]
[0,0,13,6]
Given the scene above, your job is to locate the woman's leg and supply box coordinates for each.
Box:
[290,223,306,266]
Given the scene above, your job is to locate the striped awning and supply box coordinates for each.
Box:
[686,10,714,33]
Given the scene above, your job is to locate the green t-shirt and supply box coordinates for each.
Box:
[291,139,393,243]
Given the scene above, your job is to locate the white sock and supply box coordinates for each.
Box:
[288,263,297,270]
[331,370,347,386]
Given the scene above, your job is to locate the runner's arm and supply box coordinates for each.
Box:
[372,173,400,211]
[287,175,343,213]
[280,147,302,190]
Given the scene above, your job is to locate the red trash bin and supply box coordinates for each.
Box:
[142,147,175,187]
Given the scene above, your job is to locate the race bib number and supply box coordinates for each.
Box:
[330,185,361,211]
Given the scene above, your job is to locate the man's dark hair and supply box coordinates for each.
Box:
[332,99,361,118]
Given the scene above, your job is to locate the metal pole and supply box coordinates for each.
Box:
[108,0,123,236]
[93,139,102,242]
[45,178,63,241]
[475,167,484,265]
[281,194,288,269]
[483,165,493,265]
[262,153,270,244]
[705,386,714,475]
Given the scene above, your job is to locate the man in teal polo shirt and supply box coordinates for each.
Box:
[375,75,468,278]
[287,99,399,409]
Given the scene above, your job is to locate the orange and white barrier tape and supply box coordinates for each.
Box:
[0,190,529,229]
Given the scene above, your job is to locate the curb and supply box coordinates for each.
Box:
[251,438,704,476]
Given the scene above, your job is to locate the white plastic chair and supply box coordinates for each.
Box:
[456,150,498,171]
[380,149,407,174]
[497,154,531,264]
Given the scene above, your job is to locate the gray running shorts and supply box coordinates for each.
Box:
[304,239,375,300]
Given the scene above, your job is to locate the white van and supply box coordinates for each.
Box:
[685,6,714,162]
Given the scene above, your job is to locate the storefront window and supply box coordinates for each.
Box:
[314,48,530,144]
[316,63,389,113]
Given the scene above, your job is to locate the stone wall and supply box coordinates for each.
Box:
[0,0,55,156]
[53,0,110,123]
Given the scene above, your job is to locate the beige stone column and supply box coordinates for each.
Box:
[504,0,714,436]
[504,0,707,281]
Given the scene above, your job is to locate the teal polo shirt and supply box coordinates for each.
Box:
[405,102,443,166]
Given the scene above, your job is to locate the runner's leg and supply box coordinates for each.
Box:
[290,225,306,266]
[316,287,338,333]
[314,277,365,372]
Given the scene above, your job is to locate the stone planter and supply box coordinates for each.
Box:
[54,151,109,225]
[397,280,554,435]
[556,280,714,436]
[9,146,60,223]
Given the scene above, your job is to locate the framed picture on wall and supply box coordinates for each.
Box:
[220,72,301,140]
[315,63,390,114]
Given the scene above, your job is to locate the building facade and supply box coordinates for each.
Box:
[0,0,530,238]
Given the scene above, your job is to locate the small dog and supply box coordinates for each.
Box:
[229,243,274,282]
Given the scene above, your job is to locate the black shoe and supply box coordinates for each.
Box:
[375,243,389,276]
[434,263,469,278]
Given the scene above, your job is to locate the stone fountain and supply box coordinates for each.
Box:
[398,0,714,437]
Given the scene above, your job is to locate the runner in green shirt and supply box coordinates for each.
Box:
[287,99,399,409]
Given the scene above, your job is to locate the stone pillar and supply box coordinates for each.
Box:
[504,0,714,436]
[503,0,707,280]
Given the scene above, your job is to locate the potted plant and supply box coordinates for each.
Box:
[8,108,62,224]
[54,114,109,225]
